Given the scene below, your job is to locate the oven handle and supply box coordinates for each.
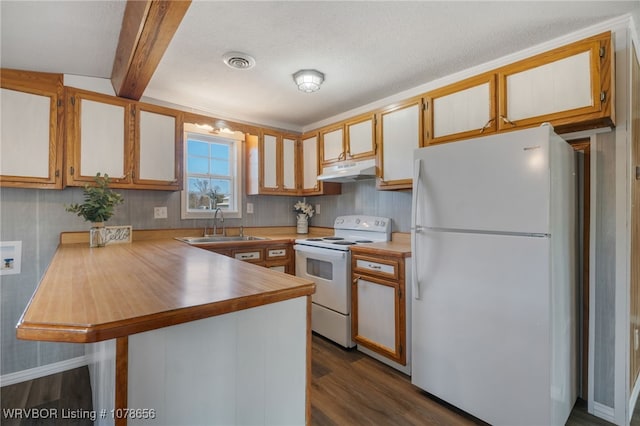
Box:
[293,244,348,260]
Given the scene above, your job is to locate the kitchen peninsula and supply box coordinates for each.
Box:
[16,232,316,426]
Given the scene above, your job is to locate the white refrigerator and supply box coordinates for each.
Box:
[411,126,577,425]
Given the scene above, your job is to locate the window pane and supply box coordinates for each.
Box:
[188,140,209,156]
[183,130,240,218]
[210,159,229,175]
[187,156,209,174]
[188,177,214,210]
[210,143,229,159]
[211,179,230,194]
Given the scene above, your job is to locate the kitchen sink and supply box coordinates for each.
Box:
[176,235,269,245]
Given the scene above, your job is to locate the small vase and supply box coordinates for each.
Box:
[89,222,106,248]
[296,214,309,234]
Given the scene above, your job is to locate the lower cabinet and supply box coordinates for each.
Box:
[204,243,294,274]
[351,251,408,367]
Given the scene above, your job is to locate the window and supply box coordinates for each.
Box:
[181,125,243,219]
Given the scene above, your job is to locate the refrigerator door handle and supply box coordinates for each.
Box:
[411,158,422,300]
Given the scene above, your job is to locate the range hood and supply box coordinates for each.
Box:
[317,158,377,183]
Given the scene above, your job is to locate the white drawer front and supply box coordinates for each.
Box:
[267,248,287,258]
[356,259,395,275]
[234,251,261,261]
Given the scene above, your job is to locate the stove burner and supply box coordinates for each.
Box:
[332,241,355,245]
[354,240,373,243]
[306,238,323,241]
[323,237,344,241]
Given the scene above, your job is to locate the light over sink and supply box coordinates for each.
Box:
[176,235,269,245]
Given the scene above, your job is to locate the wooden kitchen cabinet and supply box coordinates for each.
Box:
[376,97,423,190]
[264,245,294,274]
[424,72,497,145]
[351,252,407,365]
[247,130,340,196]
[0,69,64,189]
[65,87,133,187]
[423,31,614,146]
[498,31,614,133]
[299,132,341,196]
[65,87,183,190]
[319,113,376,165]
[133,103,183,190]
[202,242,295,274]
[247,130,298,195]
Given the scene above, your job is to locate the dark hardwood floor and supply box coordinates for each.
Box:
[0,334,632,425]
[1,366,92,426]
[311,334,617,426]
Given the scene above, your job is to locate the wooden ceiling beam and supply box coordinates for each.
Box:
[111,0,191,100]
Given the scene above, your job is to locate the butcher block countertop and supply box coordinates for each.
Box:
[349,233,412,257]
[17,234,316,344]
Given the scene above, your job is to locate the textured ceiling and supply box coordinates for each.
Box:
[1,1,639,132]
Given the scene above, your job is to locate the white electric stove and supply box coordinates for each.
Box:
[293,215,392,347]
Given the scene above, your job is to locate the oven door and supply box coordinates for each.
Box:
[293,244,350,314]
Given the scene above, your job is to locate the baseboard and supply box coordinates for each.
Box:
[0,356,89,387]
[592,401,616,424]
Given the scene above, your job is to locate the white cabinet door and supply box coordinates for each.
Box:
[346,115,376,159]
[66,88,132,187]
[301,135,320,194]
[282,137,297,191]
[506,52,591,121]
[321,127,344,164]
[429,74,495,144]
[498,32,610,131]
[356,277,397,351]
[1,70,63,189]
[80,99,127,179]
[378,99,422,189]
[136,108,178,185]
[1,88,51,179]
[262,133,278,190]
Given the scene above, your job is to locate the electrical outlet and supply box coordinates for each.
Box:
[315,204,320,215]
[154,206,168,219]
[247,203,254,214]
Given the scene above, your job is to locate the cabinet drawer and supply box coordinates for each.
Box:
[233,250,263,262]
[354,256,399,280]
[266,247,288,259]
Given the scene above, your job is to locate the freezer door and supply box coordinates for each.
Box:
[411,230,555,425]
[414,126,555,234]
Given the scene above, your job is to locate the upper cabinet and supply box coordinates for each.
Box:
[247,130,341,196]
[497,31,614,133]
[424,73,496,145]
[133,103,183,190]
[299,133,341,196]
[247,130,298,195]
[424,32,614,146]
[320,113,376,165]
[376,97,423,190]
[65,88,183,190]
[0,69,64,189]
[65,88,132,187]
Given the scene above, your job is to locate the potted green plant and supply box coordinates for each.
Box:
[65,173,124,247]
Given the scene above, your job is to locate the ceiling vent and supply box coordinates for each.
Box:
[222,52,256,70]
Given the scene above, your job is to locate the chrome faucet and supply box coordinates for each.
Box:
[204,208,225,237]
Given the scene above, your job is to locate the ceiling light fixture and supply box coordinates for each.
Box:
[293,69,325,93]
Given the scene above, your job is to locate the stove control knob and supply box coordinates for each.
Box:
[375,220,380,226]
[380,220,386,227]
[355,218,360,224]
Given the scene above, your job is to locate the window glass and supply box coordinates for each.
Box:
[181,128,243,219]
